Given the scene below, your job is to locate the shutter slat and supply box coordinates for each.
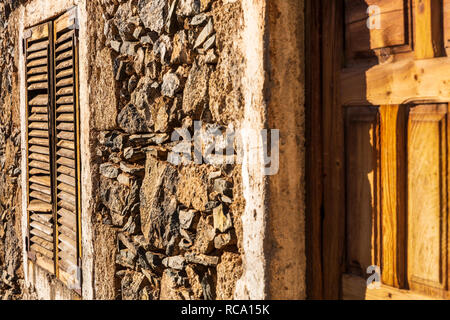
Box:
[56,60,73,70]
[58,233,77,251]
[56,96,74,104]
[57,174,76,186]
[56,68,73,79]
[30,244,53,259]
[56,87,74,95]
[29,168,50,175]
[29,122,48,130]
[28,82,48,90]
[58,165,75,177]
[56,105,73,113]
[29,145,50,155]
[56,78,73,87]
[30,213,53,224]
[27,58,48,68]
[58,224,76,240]
[57,140,74,150]
[55,51,72,62]
[27,41,49,53]
[56,30,74,44]
[56,113,74,122]
[29,113,48,122]
[28,74,48,83]
[58,191,76,205]
[30,220,53,235]
[27,49,48,60]
[29,160,50,171]
[29,130,49,138]
[28,200,52,213]
[57,131,74,141]
[30,236,54,251]
[28,152,50,163]
[30,228,53,243]
[57,122,74,131]
[28,66,48,76]
[58,212,77,230]
[30,183,51,195]
[55,41,72,53]
[31,107,48,114]
[57,148,75,159]
[29,137,49,147]
[29,95,48,106]
[30,190,52,203]
[29,175,51,187]
[56,157,75,168]
[57,183,75,195]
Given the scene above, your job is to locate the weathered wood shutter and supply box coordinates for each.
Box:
[25,22,55,275]
[53,9,81,288]
[24,7,81,290]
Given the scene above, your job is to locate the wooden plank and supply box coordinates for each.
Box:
[28,74,48,83]
[58,183,75,196]
[341,57,450,106]
[55,41,73,53]
[29,121,48,130]
[27,41,49,53]
[29,145,50,155]
[344,107,380,276]
[321,0,345,300]
[29,160,50,171]
[30,183,51,195]
[57,122,75,131]
[30,228,53,243]
[57,131,75,141]
[27,58,47,68]
[342,274,439,300]
[57,148,75,159]
[345,0,406,55]
[56,87,74,96]
[58,165,75,177]
[30,213,52,224]
[59,233,77,252]
[29,114,48,122]
[56,59,73,70]
[413,0,444,59]
[379,105,407,288]
[56,96,74,105]
[56,78,74,87]
[30,190,52,203]
[57,174,76,186]
[27,23,49,41]
[57,140,74,150]
[58,191,76,205]
[58,200,76,212]
[58,224,76,241]
[58,214,77,231]
[56,113,74,122]
[29,152,50,163]
[30,244,53,259]
[407,105,448,298]
[31,236,53,251]
[27,49,48,60]
[57,157,75,169]
[57,105,74,113]
[31,106,48,114]
[445,0,450,54]
[29,168,49,175]
[28,82,48,90]
[58,208,76,220]
[30,220,53,235]
[28,66,48,76]
[56,50,73,62]
[28,200,52,213]
[29,175,51,187]
[29,137,49,147]
[29,94,48,105]
[56,68,73,79]
[56,30,75,45]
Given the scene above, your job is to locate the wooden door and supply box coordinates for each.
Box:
[306,0,450,300]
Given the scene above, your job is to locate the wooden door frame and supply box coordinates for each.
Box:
[305,0,346,300]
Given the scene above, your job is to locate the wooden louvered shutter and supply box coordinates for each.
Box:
[53,8,81,289]
[25,22,55,274]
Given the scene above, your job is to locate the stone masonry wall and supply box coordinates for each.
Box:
[88,0,246,300]
[0,0,28,300]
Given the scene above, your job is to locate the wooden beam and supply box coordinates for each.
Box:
[413,0,444,59]
[379,105,407,288]
[341,57,450,106]
[321,0,345,300]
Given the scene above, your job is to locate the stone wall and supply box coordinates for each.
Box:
[0,0,27,300]
[88,0,246,300]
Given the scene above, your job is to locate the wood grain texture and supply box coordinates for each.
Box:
[380,105,407,288]
[407,104,449,298]
[345,0,407,56]
[413,0,444,59]
[321,0,346,299]
[445,0,450,55]
[341,57,450,106]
